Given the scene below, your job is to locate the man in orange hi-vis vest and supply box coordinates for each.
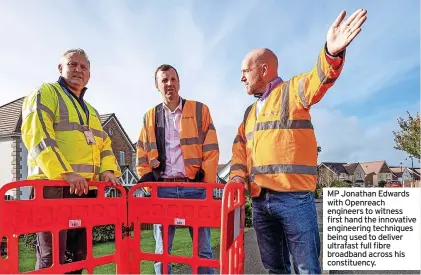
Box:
[136,64,219,274]
[230,9,367,274]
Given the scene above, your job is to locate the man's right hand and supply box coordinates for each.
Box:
[62,172,88,195]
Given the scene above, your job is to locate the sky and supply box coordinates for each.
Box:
[0,0,419,168]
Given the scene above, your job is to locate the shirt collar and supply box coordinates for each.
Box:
[163,97,183,113]
[256,77,283,101]
[57,76,88,101]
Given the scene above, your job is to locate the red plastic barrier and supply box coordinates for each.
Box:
[220,181,245,274]
[0,180,245,274]
[127,182,225,274]
[0,180,127,274]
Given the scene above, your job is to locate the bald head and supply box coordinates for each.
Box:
[241,48,279,95]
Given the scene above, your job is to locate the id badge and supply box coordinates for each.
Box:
[84,129,96,145]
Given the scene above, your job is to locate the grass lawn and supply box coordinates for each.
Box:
[18,228,221,274]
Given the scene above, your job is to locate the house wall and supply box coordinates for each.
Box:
[0,138,14,197]
[402,169,412,182]
[353,165,365,183]
[20,140,31,199]
[102,119,134,170]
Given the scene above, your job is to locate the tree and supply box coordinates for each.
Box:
[393,112,420,160]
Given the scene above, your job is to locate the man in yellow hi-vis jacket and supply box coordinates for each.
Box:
[136,64,219,274]
[21,48,121,273]
[230,9,367,274]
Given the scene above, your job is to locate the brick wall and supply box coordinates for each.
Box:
[102,118,134,170]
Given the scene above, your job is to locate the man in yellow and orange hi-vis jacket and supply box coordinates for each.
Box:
[230,9,367,274]
[136,64,219,275]
[21,48,121,273]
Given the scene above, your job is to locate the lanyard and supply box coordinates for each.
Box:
[60,85,89,126]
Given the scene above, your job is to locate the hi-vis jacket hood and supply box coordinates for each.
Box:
[21,78,121,183]
[230,44,346,197]
[136,99,219,183]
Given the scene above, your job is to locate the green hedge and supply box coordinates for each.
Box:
[21,225,116,251]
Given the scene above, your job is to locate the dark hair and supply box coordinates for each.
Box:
[154,64,179,86]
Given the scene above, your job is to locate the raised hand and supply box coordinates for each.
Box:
[327,9,367,56]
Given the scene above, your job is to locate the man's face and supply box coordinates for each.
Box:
[156,68,180,102]
[241,58,265,95]
[58,52,90,91]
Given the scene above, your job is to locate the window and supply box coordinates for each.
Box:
[119,151,125,165]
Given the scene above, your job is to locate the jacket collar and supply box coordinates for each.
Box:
[57,76,88,101]
[254,76,283,100]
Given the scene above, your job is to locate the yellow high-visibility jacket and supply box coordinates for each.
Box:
[230,44,346,197]
[21,77,121,185]
[136,99,219,183]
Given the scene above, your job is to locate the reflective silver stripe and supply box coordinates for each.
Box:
[280,81,290,124]
[149,142,157,150]
[23,104,55,121]
[138,157,148,165]
[71,164,100,174]
[246,132,253,142]
[233,135,246,144]
[141,141,156,152]
[185,158,202,166]
[230,164,247,173]
[196,102,203,143]
[208,123,215,130]
[255,120,313,130]
[36,91,68,172]
[137,140,144,150]
[50,84,69,119]
[251,164,317,175]
[203,143,219,152]
[150,159,160,167]
[317,56,336,84]
[180,137,201,146]
[31,138,58,159]
[297,77,309,109]
[100,150,114,159]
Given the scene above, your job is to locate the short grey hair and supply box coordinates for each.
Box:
[61,48,90,65]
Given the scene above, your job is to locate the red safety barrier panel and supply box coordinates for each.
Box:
[127,181,245,274]
[0,180,245,274]
[0,180,127,274]
[220,181,245,274]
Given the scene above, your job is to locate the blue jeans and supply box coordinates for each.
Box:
[153,186,214,274]
[252,190,321,274]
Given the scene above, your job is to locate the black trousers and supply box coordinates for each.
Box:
[33,186,97,274]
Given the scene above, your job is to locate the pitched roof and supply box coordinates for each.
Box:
[322,162,348,174]
[0,97,25,136]
[389,167,404,177]
[360,161,389,174]
[343,163,359,174]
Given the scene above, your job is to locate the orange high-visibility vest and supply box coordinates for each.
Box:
[230,45,346,197]
[136,99,219,183]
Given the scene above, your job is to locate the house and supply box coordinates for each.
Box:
[390,166,413,184]
[408,168,421,187]
[317,162,350,184]
[343,163,365,185]
[360,161,393,186]
[0,97,148,200]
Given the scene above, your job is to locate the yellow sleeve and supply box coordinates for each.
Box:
[99,131,122,177]
[201,104,219,183]
[136,114,152,178]
[291,43,346,108]
[21,84,73,179]
[229,121,248,181]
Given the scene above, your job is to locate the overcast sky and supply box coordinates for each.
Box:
[0,0,419,167]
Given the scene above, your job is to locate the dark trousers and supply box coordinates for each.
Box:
[33,186,97,273]
[252,189,321,274]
